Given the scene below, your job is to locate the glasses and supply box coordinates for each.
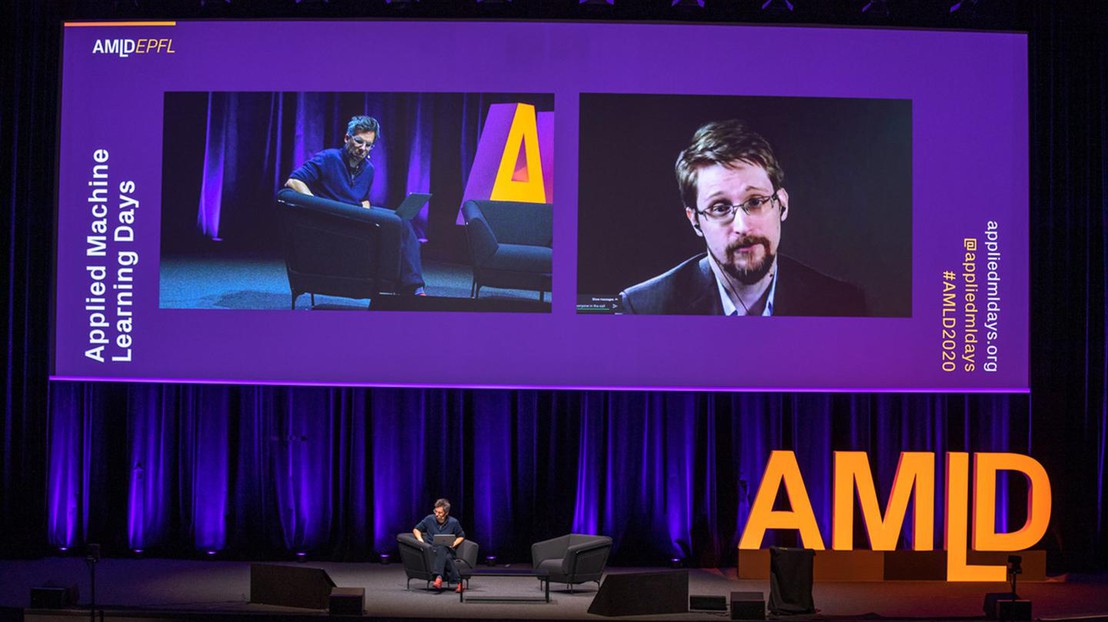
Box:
[695,191,779,224]
[350,135,376,150]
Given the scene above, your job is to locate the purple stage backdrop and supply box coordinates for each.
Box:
[53,20,1028,391]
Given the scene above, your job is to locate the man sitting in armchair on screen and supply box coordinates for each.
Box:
[413,498,466,592]
[284,114,426,296]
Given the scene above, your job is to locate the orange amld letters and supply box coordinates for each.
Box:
[738,451,825,550]
[946,452,1052,581]
[832,451,935,551]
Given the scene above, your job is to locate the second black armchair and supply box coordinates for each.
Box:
[531,533,612,593]
[461,199,553,301]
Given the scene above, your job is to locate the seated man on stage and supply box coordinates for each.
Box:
[413,498,467,592]
[285,114,426,296]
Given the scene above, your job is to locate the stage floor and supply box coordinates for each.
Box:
[1,558,1107,622]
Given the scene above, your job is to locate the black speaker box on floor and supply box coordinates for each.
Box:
[587,569,688,617]
[689,594,727,611]
[250,564,336,609]
[328,587,364,616]
[769,547,815,615]
[731,591,766,620]
[997,599,1032,621]
[30,585,78,609]
[984,591,1017,618]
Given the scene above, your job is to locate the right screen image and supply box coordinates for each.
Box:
[577,94,912,318]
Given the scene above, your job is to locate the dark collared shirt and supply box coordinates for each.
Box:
[289,148,374,205]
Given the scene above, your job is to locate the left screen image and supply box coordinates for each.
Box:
[159,91,555,313]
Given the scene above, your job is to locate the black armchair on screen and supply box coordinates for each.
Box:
[276,187,403,309]
[461,199,552,301]
[531,533,612,592]
[396,533,479,590]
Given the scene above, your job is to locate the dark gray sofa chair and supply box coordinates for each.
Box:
[461,199,552,301]
[276,187,403,309]
[531,533,612,592]
[396,532,479,590]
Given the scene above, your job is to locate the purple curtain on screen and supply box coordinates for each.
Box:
[194,92,437,242]
[197,92,228,239]
[44,384,1031,565]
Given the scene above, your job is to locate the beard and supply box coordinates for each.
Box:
[344,145,367,168]
[718,235,775,285]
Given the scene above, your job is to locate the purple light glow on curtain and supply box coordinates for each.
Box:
[572,393,604,536]
[471,391,513,554]
[661,394,697,559]
[197,92,227,239]
[270,389,334,553]
[183,387,230,552]
[405,97,432,241]
[126,385,173,550]
[371,389,430,552]
[46,384,86,548]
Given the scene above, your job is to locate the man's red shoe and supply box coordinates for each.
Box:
[432,576,443,590]
[454,582,464,593]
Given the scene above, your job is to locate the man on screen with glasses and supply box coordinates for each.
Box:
[619,120,865,316]
[285,114,426,296]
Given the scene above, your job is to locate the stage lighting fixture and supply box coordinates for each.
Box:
[205,550,218,557]
[761,0,794,11]
[296,551,308,562]
[58,547,68,553]
[484,555,497,566]
[671,0,705,7]
[862,0,889,15]
[670,557,685,568]
[379,553,391,565]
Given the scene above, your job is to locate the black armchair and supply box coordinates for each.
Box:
[461,199,552,301]
[396,533,479,590]
[276,187,403,309]
[531,533,612,592]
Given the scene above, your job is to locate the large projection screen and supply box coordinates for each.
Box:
[53,20,1028,391]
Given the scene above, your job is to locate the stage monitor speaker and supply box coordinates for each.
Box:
[587,569,687,617]
[328,587,364,616]
[997,600,1032,621]
[689,594,727,611]
[985,593,1031,621]
[30,585,78,609]
[769,547,815,615]
[250,563,336,609]
[983,591,1018,619]
[731,591,766,620]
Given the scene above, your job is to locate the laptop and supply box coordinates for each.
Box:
[432,534,456,546]
[394,192,432,221]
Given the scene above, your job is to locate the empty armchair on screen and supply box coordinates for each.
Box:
[461,199,553,301]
